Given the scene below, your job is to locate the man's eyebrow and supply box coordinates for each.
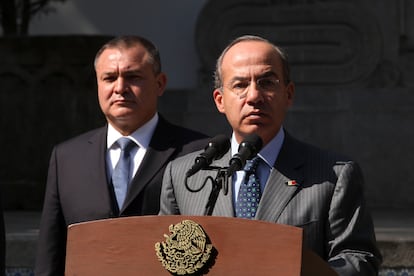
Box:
[100,71,117,78]
[100,68,143,77]
[229,76,249,83]
[258,71,278,79]
[123,69,143,76]
[229,71,279,83]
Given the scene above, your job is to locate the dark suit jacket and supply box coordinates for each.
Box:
[35,116,208,276]
[160,132,382,275]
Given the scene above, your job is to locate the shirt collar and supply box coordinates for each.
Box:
[107,113,159,149]
[231,127,285,168]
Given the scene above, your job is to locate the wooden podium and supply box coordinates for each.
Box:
[65,215,337,275]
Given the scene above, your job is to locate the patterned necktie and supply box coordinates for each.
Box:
[235,157,262,219]
[112,137,136,209]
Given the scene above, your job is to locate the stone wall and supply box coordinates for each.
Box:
[1,0,414,212]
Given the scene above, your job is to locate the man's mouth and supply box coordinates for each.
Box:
[245,111,263,118]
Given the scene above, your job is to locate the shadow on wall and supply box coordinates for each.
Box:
[0,36,109,210]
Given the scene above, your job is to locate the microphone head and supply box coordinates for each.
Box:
[226,133,263,176]
[207,134,230,160]
[186,134,230,178]
[238,133,263,158]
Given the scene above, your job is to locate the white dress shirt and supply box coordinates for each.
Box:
[106,113,159,181]
[232,128,285,203]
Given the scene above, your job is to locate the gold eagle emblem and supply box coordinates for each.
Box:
[155,220,213,275]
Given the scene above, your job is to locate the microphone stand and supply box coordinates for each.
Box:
[185,166,229,216]
[204,167,229,216]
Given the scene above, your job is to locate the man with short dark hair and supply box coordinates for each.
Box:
[35,35,208,275]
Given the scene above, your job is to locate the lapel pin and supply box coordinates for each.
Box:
[286,180,298,186]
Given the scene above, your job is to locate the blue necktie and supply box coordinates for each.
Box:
[235,157,262,219]
[112,137,136,209]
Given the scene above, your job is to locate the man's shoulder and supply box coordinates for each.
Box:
[286,132,353,163]
[167,150,204,171]
[175,149,204,161]
[55,126,106,149]
[153,116,210,150]
[157,117,208,140]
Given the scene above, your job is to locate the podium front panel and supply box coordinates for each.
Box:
[66,215,304,275]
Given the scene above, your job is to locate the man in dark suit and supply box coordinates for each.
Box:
[159,35,382,275]
[35,35,208,275]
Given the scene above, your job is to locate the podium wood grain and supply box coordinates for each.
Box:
[65,215,336,275]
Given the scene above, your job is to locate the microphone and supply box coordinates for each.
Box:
[226,133,263,176]
[186,134,230,177]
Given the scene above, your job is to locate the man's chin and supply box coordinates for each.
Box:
[239,125,262,137]
[107,112,137,125]
[111,109,136,120]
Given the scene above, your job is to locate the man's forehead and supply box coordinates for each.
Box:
[100,46,148,60]
[223,43,280,66]
[98,47,149,67]
[225,40,277,57]
[222,59,282,81]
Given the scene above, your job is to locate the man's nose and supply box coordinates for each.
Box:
[114,78,128,94]
[245,81,263,102]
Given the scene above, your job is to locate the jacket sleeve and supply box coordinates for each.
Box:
[35,147,67,276]
[159,160,181,215]
[327,161,382,275]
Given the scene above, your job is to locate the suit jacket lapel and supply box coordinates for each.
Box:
[86,127,116,212]
[122,117,176,211]
[256,132,304,222]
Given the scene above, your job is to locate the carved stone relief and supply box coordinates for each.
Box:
[195,0,412,88]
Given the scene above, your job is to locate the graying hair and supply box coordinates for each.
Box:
[214,35,291,90]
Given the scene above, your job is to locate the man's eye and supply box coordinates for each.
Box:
[130,75,143,81]
[232,82,248,90]
[258,78,278,89]
[103,76,116,82]
[122,74,143,82]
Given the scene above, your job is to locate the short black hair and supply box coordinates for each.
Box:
[94,35,162,75]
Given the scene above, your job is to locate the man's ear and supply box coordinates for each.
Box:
[286,81,295,107]
[213,89,225,114]
[156,73,167,96]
